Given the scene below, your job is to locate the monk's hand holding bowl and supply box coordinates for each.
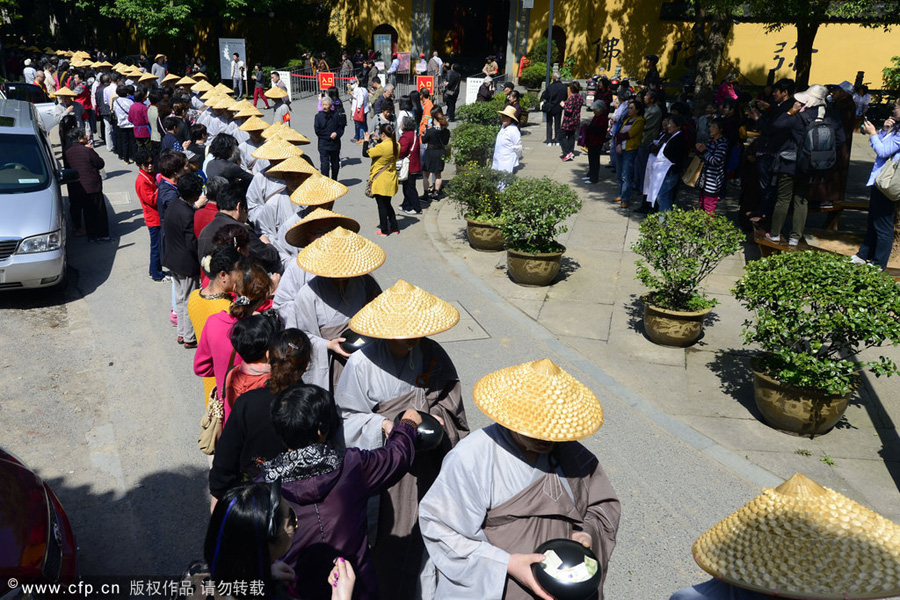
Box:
[507,553,553,600]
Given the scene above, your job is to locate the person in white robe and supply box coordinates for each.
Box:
[236,118,268,175]
[334,280,470,600]
[492,106,522,174]
[291,227,383,391]
[419,359,620,600]
[246,140,303,230]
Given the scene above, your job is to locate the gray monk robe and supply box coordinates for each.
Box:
[334,338,470,600]
[419,424,621,600]
[292,275,381,392]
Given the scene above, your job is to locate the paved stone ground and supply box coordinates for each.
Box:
[431,118,900,523]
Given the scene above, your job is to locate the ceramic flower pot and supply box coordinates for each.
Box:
[506,245,565,286]
[750,356,851,438]
[641,293,712,347]
[465,216,505,252]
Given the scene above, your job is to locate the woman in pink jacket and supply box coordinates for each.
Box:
[193,262,273,425]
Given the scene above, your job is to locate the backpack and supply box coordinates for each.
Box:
[798,107,836,172]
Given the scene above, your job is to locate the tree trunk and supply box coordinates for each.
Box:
[693,11,732,113]
[794,20,819,89]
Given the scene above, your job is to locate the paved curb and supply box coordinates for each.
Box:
[423,200,782,489]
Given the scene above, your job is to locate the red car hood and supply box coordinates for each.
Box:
[0,455,49,577]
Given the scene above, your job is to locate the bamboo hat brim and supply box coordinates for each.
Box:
[296,226,385,278]
[289,174,348,206]
[138,72,157,83]
[284,208,360,248]
[215,83,232,93]
[193,72,208,80]
[191,80,213,93]
[261,122,287,139]
[127,68,143,78]
[252,139,303,161]
[265,86,288,99]
[235,106,263,119]
[266,127,310,145]
[238,116,269,131]
[265,156,316,178]
[201,90,220,102]
[96,61,113,68]
[349,279,459,339]
[53,87,76,97]
[162,73,180,84]
[176,76,196,86]
[497,106,519,122]
[213,97,236,110]
[473,359,604,442]
[692,473,900,599]
[154,53,166,60]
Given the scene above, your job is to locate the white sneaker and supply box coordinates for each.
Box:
[788,238,800,246]
[850,255,867,265]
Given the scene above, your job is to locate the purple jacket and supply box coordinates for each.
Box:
[270,422,416,600]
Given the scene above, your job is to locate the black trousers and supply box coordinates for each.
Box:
[400,174,421,212]
[117,127,136,162]
[374,194,397,233]
[545,111,562,142]
[560,130,577,156]
[76,190,109,239]
[587,146,602,182]
[319,148,340,180]
[446,93,458,120]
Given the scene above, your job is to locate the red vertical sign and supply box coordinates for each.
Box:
[318,72,335,90]
[416,76,434,95]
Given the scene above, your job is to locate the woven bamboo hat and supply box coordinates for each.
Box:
[53,87,76,98]
[193,72,208,80]
[96,61,113,68]
[238,116,269,132]
[349,279,459,339]
[261,122,287,139]
[213,97,236,110]
[284,208,360,248]
[112,62,124,70]
[473,359,604,442]
[252,138,303,161]
[296,227,385,278]
[127,68,144,78]
[162,73,180,85]
[176,76,196,86]
[265,156,316,178]
[692,473,900,599]
[154,53,166,60]
[191,80,213,93]
[497,105,519,122]
[265,86,288,99]
[224,100,243,112]
[290,173,348,206]
[138,72,157,83]
[235,106,264,119]
[267,127,310,145]
[214,83,232,94]
[201,89,220,102]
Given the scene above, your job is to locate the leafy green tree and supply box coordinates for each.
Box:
[687,0,742,111]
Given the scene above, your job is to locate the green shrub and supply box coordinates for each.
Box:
[457,100,503,125]
[528,38,560,66]
[733,251,900,396]
[520,92,540,112]
[450,122,500,167]
[444,166,515,224]
[499,177,582,254]
[558,56,576,80]
[519,62,547,89]
[633,208,743,311]
[884,56,900,89]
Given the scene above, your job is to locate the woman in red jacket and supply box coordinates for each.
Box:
[397,116,422,215]
[134,148,166,281]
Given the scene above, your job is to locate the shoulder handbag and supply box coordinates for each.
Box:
[396,134,415,182]
[198,350,236,455]
[366,159,391,198]
[353,103,365,123]
[875,155,900,202]
[682,155,703,188]
[109,99,120,126]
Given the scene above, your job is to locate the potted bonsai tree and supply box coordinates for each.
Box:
[733,251,900,437]
[444,166,515,251]
[450,122,500,170]
[498,176,581,286]
[632,208,743,347]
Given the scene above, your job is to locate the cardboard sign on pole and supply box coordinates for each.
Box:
[415,76,434,95]
[318,72,335,90]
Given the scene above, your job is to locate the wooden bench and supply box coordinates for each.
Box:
[807,200,870,231]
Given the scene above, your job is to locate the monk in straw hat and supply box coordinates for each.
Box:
[670,473,900,599]
[420,359,620,600]
[246,139,302,227]
[335,279,470,600]
[273,208,359,324]
[254,156,317,243]
[290,227,383,391]
[236,116,269,175]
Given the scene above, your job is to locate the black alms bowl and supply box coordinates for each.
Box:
[393,410,444,451]
[531,538,602,600]
[339,328,372,354]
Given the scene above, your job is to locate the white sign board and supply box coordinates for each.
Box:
[218,38,247,81]
[465,76,488,105]
[276,70,292,103]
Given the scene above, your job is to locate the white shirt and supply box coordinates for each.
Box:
[230,60,245,79]
[23,66,36,84]
[352,86,369,116]
[416,59,428,74]
[491,124,521,173]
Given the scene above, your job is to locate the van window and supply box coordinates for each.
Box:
[0,134,50,193]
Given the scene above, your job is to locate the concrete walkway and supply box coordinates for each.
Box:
[429,119,900,522]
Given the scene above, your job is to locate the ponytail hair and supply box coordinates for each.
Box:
[230,262,272,320]
[267,329,312,395]
[380,122,398,158]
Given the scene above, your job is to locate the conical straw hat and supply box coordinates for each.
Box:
[349,279,459,339]
[265,156,317,178]
[127,68,144,78]
[238,116,269,132]
[473,359,604,442]
[290,174,348,206]
[96,61,113,68]
[161,73,180,85]
[193,72,208,80]
[213,97,236,110]
[235,99,255,110]
[296,227,385,278]
[176,76,196,86]
[265,85,288,99]
[224,100,243,112]
[235,106,263,119]
[261,121,287,139]
[201,89,220,102]
[215,83,232,93]
[267,127,310,145]
[252,138,303,161]
[284,208,360,248]
[191,80,213,93]
[53,87,76,97]
[138,72,157,83]
[692,473,900,599]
